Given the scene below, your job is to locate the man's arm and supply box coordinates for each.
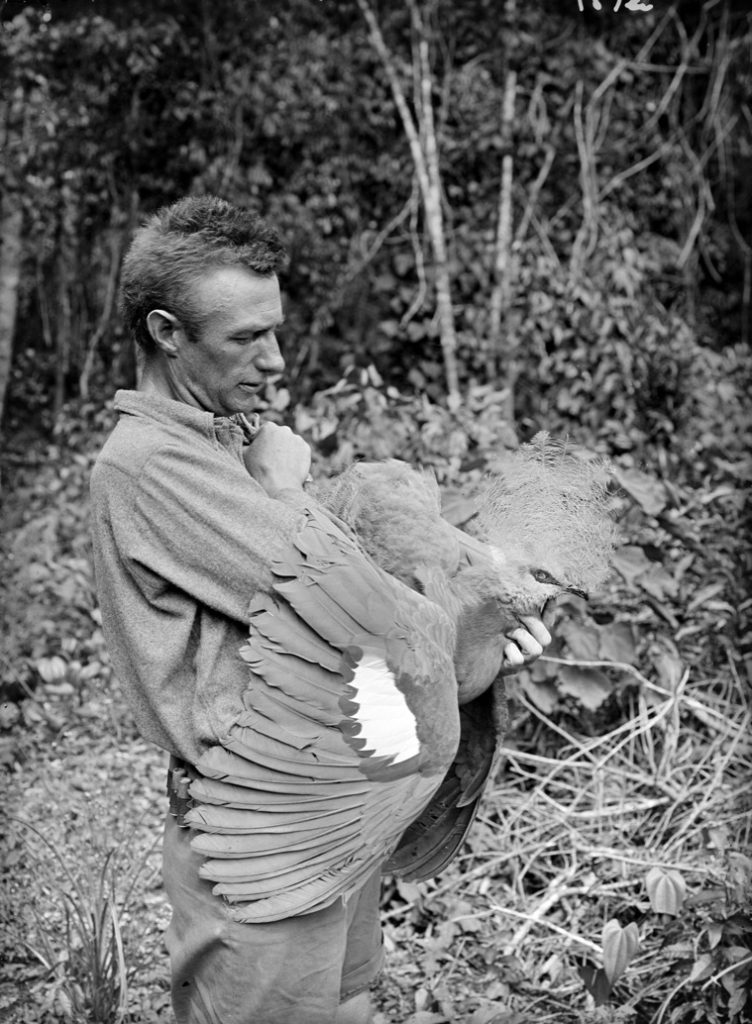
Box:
[107,430,313,625]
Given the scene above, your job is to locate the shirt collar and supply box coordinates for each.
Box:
[113,389,254,444]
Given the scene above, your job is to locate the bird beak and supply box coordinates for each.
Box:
[566,585,589,601]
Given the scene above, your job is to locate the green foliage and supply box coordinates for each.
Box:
[574,862,752,1020]
[688,908,752,1024]
[4,816,160,1024]
[647,863,752,1023]
[2,0,751,428]
[292,366,518,483]
[0,402,115,704]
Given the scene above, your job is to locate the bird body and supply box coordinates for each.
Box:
[318,437,615,880]
[184,504,461,922]
[184,434,616,908]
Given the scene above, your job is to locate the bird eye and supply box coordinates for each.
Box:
[532,568,560,586]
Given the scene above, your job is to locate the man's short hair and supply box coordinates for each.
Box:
[120,196,288,351]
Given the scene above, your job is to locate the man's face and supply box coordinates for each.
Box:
[168,265,285,417]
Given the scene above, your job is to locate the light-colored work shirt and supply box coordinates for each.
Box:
[89,389,309,765]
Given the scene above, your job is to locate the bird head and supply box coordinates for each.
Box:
[486,543,589,610]
[475,433,617,601]
[446,435,617,700]
[316,438,616,705]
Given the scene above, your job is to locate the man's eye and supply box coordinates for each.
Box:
[234,330,271,344]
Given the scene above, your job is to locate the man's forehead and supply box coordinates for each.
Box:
[194,265,283,321]
[195,264,279,298]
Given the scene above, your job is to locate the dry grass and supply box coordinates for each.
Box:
[375,655,752,1023]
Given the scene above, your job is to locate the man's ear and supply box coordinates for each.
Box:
[146,309,183,356]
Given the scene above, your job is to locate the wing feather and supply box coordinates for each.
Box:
[199,842,347,882]
[185,802,360,836]
[247,597,342,672]
[384,680,505,881]
[225,722,358,774]
[197,746,345,793]
[197,820,357,861]
[221,858,381,923]
[187,505,460,921]
[188,775,368,812]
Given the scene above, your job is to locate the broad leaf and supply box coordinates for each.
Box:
[558,666,613,710]
[614,466,669,517]
[602,919,640,984]
[645,867,686,915]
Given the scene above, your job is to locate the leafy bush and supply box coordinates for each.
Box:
[0,402,115,705]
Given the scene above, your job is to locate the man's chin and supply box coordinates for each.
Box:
[224,385,261,416]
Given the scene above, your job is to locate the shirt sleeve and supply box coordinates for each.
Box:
[117,442,311,624]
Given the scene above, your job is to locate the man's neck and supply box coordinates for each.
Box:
[138,356,177,401]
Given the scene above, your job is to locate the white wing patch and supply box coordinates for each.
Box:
[346,653,420,763]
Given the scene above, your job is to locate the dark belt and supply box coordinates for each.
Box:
[167,755,197,827]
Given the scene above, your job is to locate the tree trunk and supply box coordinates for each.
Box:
[53,179,79,419]
[412,7,460,406]
[356,0,460,407]
[486,0,518,424]
[0,192,23,427]
[79,224,124,399]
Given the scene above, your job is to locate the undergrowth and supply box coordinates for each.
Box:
[1,369,750,1022]
[5,819,160,1024]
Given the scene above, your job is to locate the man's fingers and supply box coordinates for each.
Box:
[502,641,526,668]
[244,422,312,493]
[501,617,553,673]
[507,627,543,660]
[517,615,552,649]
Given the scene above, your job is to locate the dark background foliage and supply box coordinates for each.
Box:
[1,0,750,432]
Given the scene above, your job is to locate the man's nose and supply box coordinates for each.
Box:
[254,333,285,374]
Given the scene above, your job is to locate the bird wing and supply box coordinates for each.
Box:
[383,675,509,881]
[187,505,461,923]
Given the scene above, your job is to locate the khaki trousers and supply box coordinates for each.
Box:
[162,812,385,1024]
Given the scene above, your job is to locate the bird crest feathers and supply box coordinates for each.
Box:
[476,432,616,593]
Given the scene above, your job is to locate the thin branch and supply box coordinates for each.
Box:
[490,903,602,956]
[356,189,417,273]
[569,79,598,281]
[486,55,517,395]
[515,145,555,246]
[507,867,578,951]
[401,175,428,326]
[598,132,679,202]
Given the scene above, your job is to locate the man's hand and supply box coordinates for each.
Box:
[501,613,552,673]
[243,422,311,497]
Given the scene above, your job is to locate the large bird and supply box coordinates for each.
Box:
[178,433,615,920]
[320,436,616,880]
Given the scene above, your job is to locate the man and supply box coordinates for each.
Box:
[90,195,551,1024]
